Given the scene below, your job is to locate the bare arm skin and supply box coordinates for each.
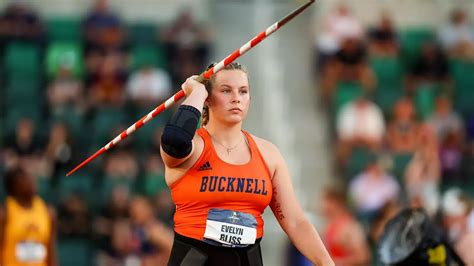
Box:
[255,138,334,266]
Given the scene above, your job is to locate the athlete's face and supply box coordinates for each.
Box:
[207,70,250,125]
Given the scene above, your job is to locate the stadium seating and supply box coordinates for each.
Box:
[450,59,474,117]
[399,28,435,69]
[370,56,405,115]
[46,18,82,42]
[332,81,364,116]
[127,22,158,45]
[3,42,41,79]
[57,238,93,266]
[130,44,168,70]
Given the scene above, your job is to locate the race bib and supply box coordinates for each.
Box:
[15,241,47,263]
[203,208,257,248]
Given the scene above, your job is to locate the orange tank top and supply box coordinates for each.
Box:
[170,128,273,241]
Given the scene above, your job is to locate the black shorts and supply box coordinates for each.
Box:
[168,232,264,266]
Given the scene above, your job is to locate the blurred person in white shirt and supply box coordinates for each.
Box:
[316,4,363,71]
[441,188,474,265]
[336,96,385,166]
[438,9,474,59]
[349,154,400,223]
[126,64,172,107]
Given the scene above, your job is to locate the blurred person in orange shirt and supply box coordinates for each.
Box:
[0,166,57,266]
[321,186,370,266]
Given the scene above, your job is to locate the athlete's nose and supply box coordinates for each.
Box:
[231,91,241,104]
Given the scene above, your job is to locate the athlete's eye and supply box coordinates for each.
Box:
[222,89,231,93]
[239,89,248,95]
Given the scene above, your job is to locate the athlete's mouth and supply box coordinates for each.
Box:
[229,108,242,112]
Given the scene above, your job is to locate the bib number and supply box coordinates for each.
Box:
[203,209,257,248]
[15,241,47,263]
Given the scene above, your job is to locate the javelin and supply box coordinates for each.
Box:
[67,0,315,176]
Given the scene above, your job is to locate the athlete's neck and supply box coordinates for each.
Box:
[13,195,34,208]
[205,121,243,146]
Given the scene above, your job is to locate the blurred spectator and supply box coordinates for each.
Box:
[87,52,127,107]
[128,196,173,265]
[336,96,385,165]
[441,188,474,265]
[4,118,42,156]
[315,4,363,71]
[44,123,74,179]
[161,9,210,86]
[152,190,174,227]
[386,98,419,153]
[47,66,85,115]
[126,65,172,108]
[0,1,44,44]
[57,193,90,238]
[405,125,441,216]
[95,197,173,266]
[349,155,400,222]
[426,95,464,181]
[321,39,375,100]
[140,153,167,197]
[369,201,401,245]
[83,0,125,53]
[409,42,450,91]
[94,185,131,251]
[3,119,51,180]
[368,13,399,57]
[97,219,141,266]
[427,94,464,142]
[438,9,474,60]
[321,186,371,265]
[103,149,139,180]
[0,166,56,266]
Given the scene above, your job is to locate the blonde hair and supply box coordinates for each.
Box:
[201,62,248,126]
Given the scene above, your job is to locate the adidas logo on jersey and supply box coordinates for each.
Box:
[198,161,212,171]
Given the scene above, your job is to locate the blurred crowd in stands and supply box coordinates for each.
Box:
[312,4,474,265]
[0,0,210,265]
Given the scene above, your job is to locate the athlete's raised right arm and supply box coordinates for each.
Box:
[160,76,208,168]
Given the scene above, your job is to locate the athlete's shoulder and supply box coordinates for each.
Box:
[248,133,279,154]
[247,133,282,176]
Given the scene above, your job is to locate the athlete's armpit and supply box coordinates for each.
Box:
[270,187,285,220]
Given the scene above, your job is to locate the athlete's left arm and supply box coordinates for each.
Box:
[268,145,334,266]
[47,207,58,266]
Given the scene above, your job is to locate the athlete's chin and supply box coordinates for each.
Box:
[225,115,245,124]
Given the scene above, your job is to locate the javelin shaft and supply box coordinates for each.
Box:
[67,0,315,176]
[202,0,315,79]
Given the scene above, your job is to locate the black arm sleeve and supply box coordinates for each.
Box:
[161,105,201,159]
